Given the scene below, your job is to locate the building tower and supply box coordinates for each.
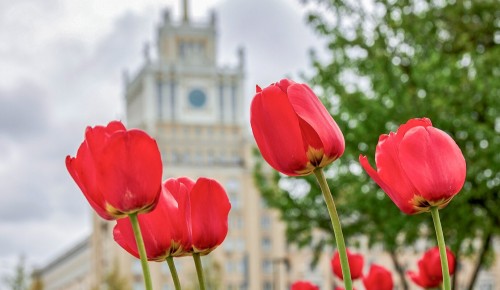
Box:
[106,3,288,290]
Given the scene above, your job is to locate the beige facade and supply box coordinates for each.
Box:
[35,238,93,290]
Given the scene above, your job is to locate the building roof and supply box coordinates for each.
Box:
[35,236,90,276]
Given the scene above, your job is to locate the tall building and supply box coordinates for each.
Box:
[118,4,289,290]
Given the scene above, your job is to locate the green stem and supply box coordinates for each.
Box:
[193,253,206,290]
[129,213,153,290]
[430,207,451,290]
[166,257,182,290]
[313,168,352,290]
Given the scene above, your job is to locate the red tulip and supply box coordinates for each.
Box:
[359,118,466,214]
[291,281,319,290]
[113,177,231,260]
[66,121,162,220]
[250,79,344,176]
[331,248,364,280]
[407,247,456,289]
[363,264,393,290]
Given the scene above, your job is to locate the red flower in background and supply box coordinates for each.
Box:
[250,79,345,176]
[113,177,231,260]
[66,121,162,220]
[363,264,393,290]
[359,118,466,214]
[407,247,456,288]
[331,249,364,280]
[291,281,319,290]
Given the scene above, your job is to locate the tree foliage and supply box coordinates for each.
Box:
[104,260,131,290]
[3,256,29,290]
[254,0,499,288]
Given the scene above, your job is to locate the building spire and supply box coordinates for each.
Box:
[182,0,189,22]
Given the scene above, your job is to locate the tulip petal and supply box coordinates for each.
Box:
[287,83,345,160]
[359,154,415,214]
[408,247,456,288]
[84,121,125,156]
[331,249,364,280]
[113,214,171,261]
[113,184,194,260]
[399,126,466,202]
[393,118,432,143]
[350,253,364,279]
[363,264,393,290]
[190,178,231,253]
[97,129,163,216]
[113,220,140,259]
[375,132,421,213]
[250,85,309,175]
[408,269,436,288]
[66,146,113,220]
[162,178,193,254]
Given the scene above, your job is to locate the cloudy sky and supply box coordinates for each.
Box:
[0,0,324,284]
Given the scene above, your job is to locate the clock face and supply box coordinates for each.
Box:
[188,89,206,108]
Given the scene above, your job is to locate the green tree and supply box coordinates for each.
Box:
[105,260,131,290]
[3,256,29,290]
[255,0,499,288]
[29,275,43,290]
[91,260,131,290]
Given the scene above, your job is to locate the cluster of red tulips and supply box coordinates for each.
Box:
[67,78,466,290]
[250,79,465,290]
[66,121,230,290]
[291,246,456,290]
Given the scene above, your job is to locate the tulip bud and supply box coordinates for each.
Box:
[251,79,344,176]
[331,249,364,280]
[66,121,163,220]
[360,118,466,214]
[407,247,456,288]
[363,264,393,290]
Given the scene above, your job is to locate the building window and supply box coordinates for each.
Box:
[226,179,241,209]
[262,237,271,252]
[229,192,240,209]
[225,260,234,273]
[178,40,205,60]
[236,216,244,230]
[236,237,245,252]
[224,236,234,252]
[157,80,163,119]
[262,259,272,274]
[231,84,237,122]
[229,214,245,231]
[237,258,246,274]
[263,281,272,290]
[133,282,143,290]
[261,215,271,230]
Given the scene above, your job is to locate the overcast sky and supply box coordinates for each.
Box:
[0,0,324,284]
